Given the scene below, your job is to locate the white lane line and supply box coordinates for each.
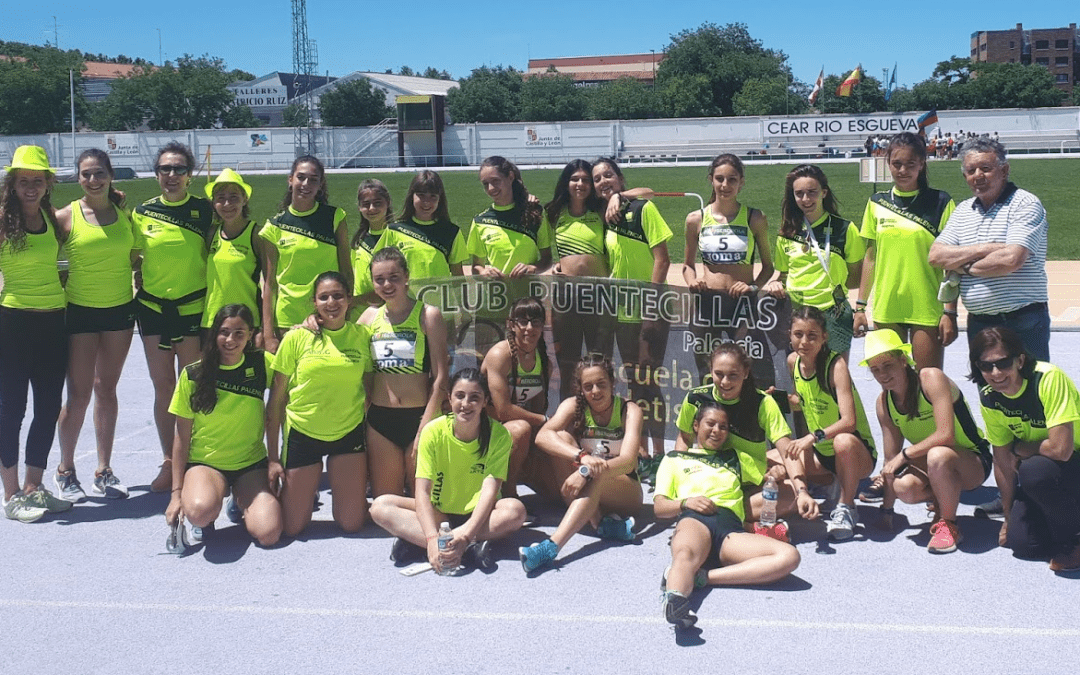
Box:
[1,599,1077,637]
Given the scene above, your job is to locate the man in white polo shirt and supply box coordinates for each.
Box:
[928,137,1050,361]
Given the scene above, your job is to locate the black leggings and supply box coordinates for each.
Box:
[0,308,67,470]
[1005,453,1080,558]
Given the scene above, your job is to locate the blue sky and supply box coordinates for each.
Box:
[3,2,1072,88]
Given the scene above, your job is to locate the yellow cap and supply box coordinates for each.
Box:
[205,167,252,200]
[860,328,915,367]
[4,145,55,174]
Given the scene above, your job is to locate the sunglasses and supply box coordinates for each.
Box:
[156,165,190,176]
[976,355,1016,373]
[513,318,544,329]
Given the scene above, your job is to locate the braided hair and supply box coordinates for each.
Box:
[505,297,549,407]
[571,354,616,439]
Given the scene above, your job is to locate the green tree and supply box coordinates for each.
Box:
[446,65,523,123]
[0,50,88,134]
[966,62,1066,108]
[932,56,975,85]
[519,73,588,122]
[733,77,808,116]
[282,103,311,127]
[220,104,262,128]
[421,67,453,80]
[587,77,658,120]
[398,66,415,76]
[656,22,790,117]
[319,78,392,126]
[91,54,237,130]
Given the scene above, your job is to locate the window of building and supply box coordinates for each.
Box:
[971,48,978,56]
[1009,41,1015,49]
[1035,57,1050,66]
[1056,39,1069,49]
[1057,56,1070,65]
[1009,58,1015,63]
[1035,39,1049,49]
[1057,74,1070,83]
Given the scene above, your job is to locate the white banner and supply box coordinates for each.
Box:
[231,84,289,108]
[764,114,921,137]
[524,124,563,148]
[105,133,140,156]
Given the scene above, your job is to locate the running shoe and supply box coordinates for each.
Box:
[660,565,708,591]
[4,492,48,523]
[519,538,558,572]
[974,496,1004,520]
[93,467,129,499]
[225,495,243,523]
[661,591,698,629]
[1050,544,1080,573]
[150,459,172,493]
[858,476,885,503]
[166,516,190,554]
[389,537,425,564]
[827,504,857,541]
[596,514,635,541]
[928,519,961,554]
[54,469,86,503]
[24,486,73,513]
[463,540,495,571]
[190,521,214,543]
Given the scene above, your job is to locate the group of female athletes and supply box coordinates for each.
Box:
[2,132,1077,630]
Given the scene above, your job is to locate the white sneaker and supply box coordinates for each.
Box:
[93,467,129,499]
[4,492,49,523]
[54,469,87,503]
[827,503,857,541]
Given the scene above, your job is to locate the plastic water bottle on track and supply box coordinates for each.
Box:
[760,475,779,528]
[436,521,458,576]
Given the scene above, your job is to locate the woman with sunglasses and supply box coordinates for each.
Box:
[131,142,214,493]
[972,327,1080,572]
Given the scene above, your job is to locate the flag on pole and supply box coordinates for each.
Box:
[884,63,897,102]
[917,109,939,130]
[808,67,824,105]
[836,65,863,97]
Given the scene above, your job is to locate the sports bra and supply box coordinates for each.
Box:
[699,204,756,266]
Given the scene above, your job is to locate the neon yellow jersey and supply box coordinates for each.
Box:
[605,199,672,282]
[169,351,272,471]
[580,397,628,459]
[204,220,261,328]
[676,385,791,486]
[271,322,372,441]
[654,446,748,521]
[132,194,213,316]
[369,300,428,375]
[549,210,605,259]
[63,201,135,308]
[374,218,468,282]
[468,202,552,274]
[885,382,987,456]
[351,227,385,301]
[860,188,955,326]
[415,414,512,515]
[979,362,1080,452]
[260,202,346,328]
[793,352,876,460]
[699,204,757,266]
[0,213,65,310]
[773,213,864,309]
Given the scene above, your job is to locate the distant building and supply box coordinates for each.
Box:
[971,23,1079,96]
[80,62,146,102]
[526,53,663,86]
[305,72,458,126]
[228,72,337,126]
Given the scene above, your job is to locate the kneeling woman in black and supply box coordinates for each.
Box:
[267,272,373,537]
[166,305,281,546]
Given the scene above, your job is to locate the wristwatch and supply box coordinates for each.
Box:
[813,429,827,442]
[578,464,591,479]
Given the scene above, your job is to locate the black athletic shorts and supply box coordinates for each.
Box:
[136,302,201,347]
[186,457,269,489]
[676,507,745,559]
[284,420,366,469]
[67,300,137,334]
[367,404,424,449]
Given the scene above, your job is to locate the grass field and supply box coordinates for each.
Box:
[50,157,1080,261]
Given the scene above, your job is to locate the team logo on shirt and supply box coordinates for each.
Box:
[469,462,486,474]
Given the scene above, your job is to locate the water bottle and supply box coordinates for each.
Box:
[436,521,458,576]
[760,475,778,527]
